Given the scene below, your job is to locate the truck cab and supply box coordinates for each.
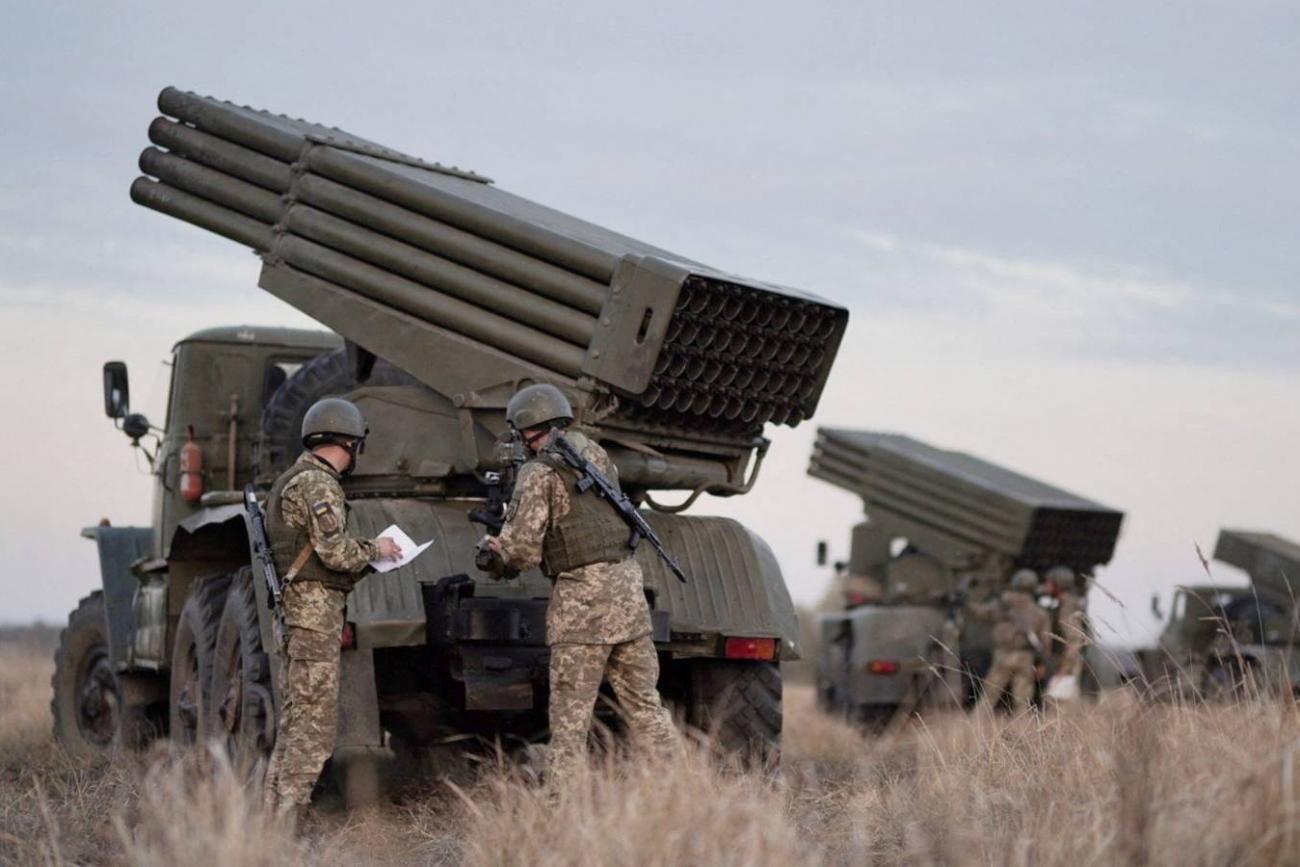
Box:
[1142,581,1300,699]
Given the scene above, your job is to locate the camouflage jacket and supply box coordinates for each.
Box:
[968,590,1051,653]
[1055,592,1087,651]
[277,451,379,584]
[496,433,653,646]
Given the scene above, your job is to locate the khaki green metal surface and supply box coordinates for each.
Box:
[1214,529,1300,602]
[337,500,798,654]
[130,87,849,450]
[155,329,340,559]
[809,428,1124,571]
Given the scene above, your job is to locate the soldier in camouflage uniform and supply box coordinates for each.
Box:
[1045,565,1087,683]
[485,384,681,785]
[967,569,1052,714]
[262,398,400,816]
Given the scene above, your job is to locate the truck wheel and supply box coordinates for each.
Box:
[686,660,782,766]
[51,591,121,758]
[210,567,276,772]
[169,575,231,745]
[259,348,416,475]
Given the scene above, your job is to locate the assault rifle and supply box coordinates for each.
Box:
[469,471,518,579]
[548,434,689,584]
[244,484,283,612]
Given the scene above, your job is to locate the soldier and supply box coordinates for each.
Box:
[1045,565,1087,683]
[262,398,401,816]
[968,568,1051,714]
[484,384,681,786]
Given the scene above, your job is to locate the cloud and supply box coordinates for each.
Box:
[840,228,1300,369]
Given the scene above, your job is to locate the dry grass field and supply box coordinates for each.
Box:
[4,634,1300,866]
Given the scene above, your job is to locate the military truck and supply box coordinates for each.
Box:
[1136,530,1300,700]
[50,88,848,793]
[807,429,1123,725]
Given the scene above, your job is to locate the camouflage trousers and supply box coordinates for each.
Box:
[1058,644,1084,680]
[263,624,342,813]
[547,635,682,784]
[979,649,1036,713]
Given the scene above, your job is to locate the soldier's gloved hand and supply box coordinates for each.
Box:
[475,536,517,581]
[376,537,403,561]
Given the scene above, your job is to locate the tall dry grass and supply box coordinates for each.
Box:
[6,635,1300,866]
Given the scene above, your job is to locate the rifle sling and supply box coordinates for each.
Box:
[282,543,316,585]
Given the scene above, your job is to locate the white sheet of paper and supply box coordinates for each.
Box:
[369,523,434,573]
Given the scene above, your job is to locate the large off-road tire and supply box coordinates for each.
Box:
[686,660,782,766]
[51,592,121,758]
[209,567,276,773]
[169,574,232,745]
[259,348,416,475]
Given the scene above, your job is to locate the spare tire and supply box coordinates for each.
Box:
[259,348,416,476]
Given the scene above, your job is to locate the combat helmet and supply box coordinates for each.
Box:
[1044,565,1076,589]
[302,397,368,447]
[1010,568,1039,592]
[506,383,573,431]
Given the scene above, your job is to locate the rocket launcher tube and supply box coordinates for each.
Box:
[276,236,588,376]
[304,147,619,284]
[130,177,274,251]
[293,174,607,314]
[139,147,282,224]
[283,205,596,345]
[158,86,320,163]
[148,117,294,193]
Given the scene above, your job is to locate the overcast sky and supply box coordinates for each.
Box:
[1,2,1296,646]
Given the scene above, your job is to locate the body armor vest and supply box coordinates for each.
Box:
[534,453,631,577]
[266,457,357,592]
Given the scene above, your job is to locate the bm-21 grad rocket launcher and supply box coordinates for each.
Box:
[1135,530,1300,700]
[807,429,1123,723]
[65,88,849,783]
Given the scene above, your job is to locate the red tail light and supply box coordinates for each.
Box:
[724,637,778,661]
[868,659,900,675]
[340,622,356,650]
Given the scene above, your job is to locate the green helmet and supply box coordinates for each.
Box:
[506,383,573,431]
[1010,568,1039,592]
[1045,565,1076,588]
[301,397,368,446]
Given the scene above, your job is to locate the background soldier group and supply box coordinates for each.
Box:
[965,566,1090,713]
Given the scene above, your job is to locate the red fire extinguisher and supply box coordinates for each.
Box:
[180,424,204,504]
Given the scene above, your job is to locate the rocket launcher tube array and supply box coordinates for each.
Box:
[147,118,608,315]
[809,428,1124,571]
[132,87,849,437]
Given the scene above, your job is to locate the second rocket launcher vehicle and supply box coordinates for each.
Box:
[810,429,1125,721]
